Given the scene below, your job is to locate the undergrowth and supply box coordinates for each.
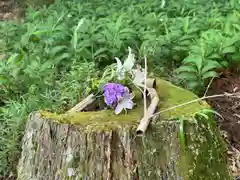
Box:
[1,0,240,178]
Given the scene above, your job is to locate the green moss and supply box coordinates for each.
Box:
[155,79,209,118]
[40,78,209,130]
[181,115,231,179]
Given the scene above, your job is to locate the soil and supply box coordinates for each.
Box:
[206,70,240,177]
[0,0,24,21]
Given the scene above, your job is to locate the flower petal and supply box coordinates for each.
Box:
[123,47,135,71]
[115,95,134,114]
[129,93,135,100]
[132,68,145,86]
[124,99,134,109]
[115,103,123,114]
[115,57,125,80]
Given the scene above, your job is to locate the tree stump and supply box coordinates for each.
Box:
[17,79,231,180]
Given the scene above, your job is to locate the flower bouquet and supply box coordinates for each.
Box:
[69,47,159,134]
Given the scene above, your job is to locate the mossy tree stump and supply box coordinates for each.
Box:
[17,79,231,180]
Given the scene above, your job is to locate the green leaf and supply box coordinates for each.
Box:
[187,81,199,89]
[20,33,30,47]
[178,72,198,80]
[195,112,209,120]
[179,117,186,150]
[223,37,238,48]
[179,40,192,46]
[207,53,221,60]
[119,28,135,35]
[176,65,198,73]
[173,46,189,51]
[54,53,71,63]
[7,53,19,64]
[95,54,109,60]
[201,60,221,74]
[32,30,49,36]
[183,16,189,33]
[179,35,194,41]
[201,109,224,119]
[183,55,202,72]
[187,27,200,34]
[0,75,10,85]
[190,45,202,54]
[115,14,125,31]
[41,61,53,70]
[7,53,24,65]
[93,48,108,58]
[183,56,195,64]
[202,71,218,79]
[232,52,240,59]
[72,18,85,50]
[233,24,240,31]
[221,46,236,54]
[50,46,67,57]
[220,61,229,67]
[224,21,232,35]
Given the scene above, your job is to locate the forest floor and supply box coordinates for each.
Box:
[0,0,24,21]
[206,70,240,177]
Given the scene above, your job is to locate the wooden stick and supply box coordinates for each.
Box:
[136,87,159,135]
[68,94,96,113]
[146,78,156,88]
[143,55,147,126]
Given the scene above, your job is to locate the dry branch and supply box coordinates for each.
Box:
[67,93,96,113]
[136,78,159,135]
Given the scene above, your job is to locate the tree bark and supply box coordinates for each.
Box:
[17,111,183,180]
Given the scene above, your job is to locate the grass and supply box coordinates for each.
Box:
[1,0,240,178]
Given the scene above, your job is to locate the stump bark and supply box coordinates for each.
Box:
[17,111,183,180]
[17,79,231,180]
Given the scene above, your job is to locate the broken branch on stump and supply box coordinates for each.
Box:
[67,93,96,113]
[136,78,159,135]
[146,78,156,89]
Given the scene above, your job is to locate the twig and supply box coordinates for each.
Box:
[203,76,216,97]
[150,92,240,118]
[136,56,159,135]
[143,55,147,118]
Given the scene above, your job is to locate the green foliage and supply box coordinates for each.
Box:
[176,11,240,94]
[1,0,240,178]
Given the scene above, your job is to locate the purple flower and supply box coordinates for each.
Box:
[103,82,135,114]
[103,83,125,106]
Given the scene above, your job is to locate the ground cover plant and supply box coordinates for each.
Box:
[1,0,240,178]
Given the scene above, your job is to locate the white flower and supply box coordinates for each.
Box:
[123,47,135,71]
[132,67,145,86]
[115,57,125,80]
[115,87,135,115]
[115,47,136,80]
